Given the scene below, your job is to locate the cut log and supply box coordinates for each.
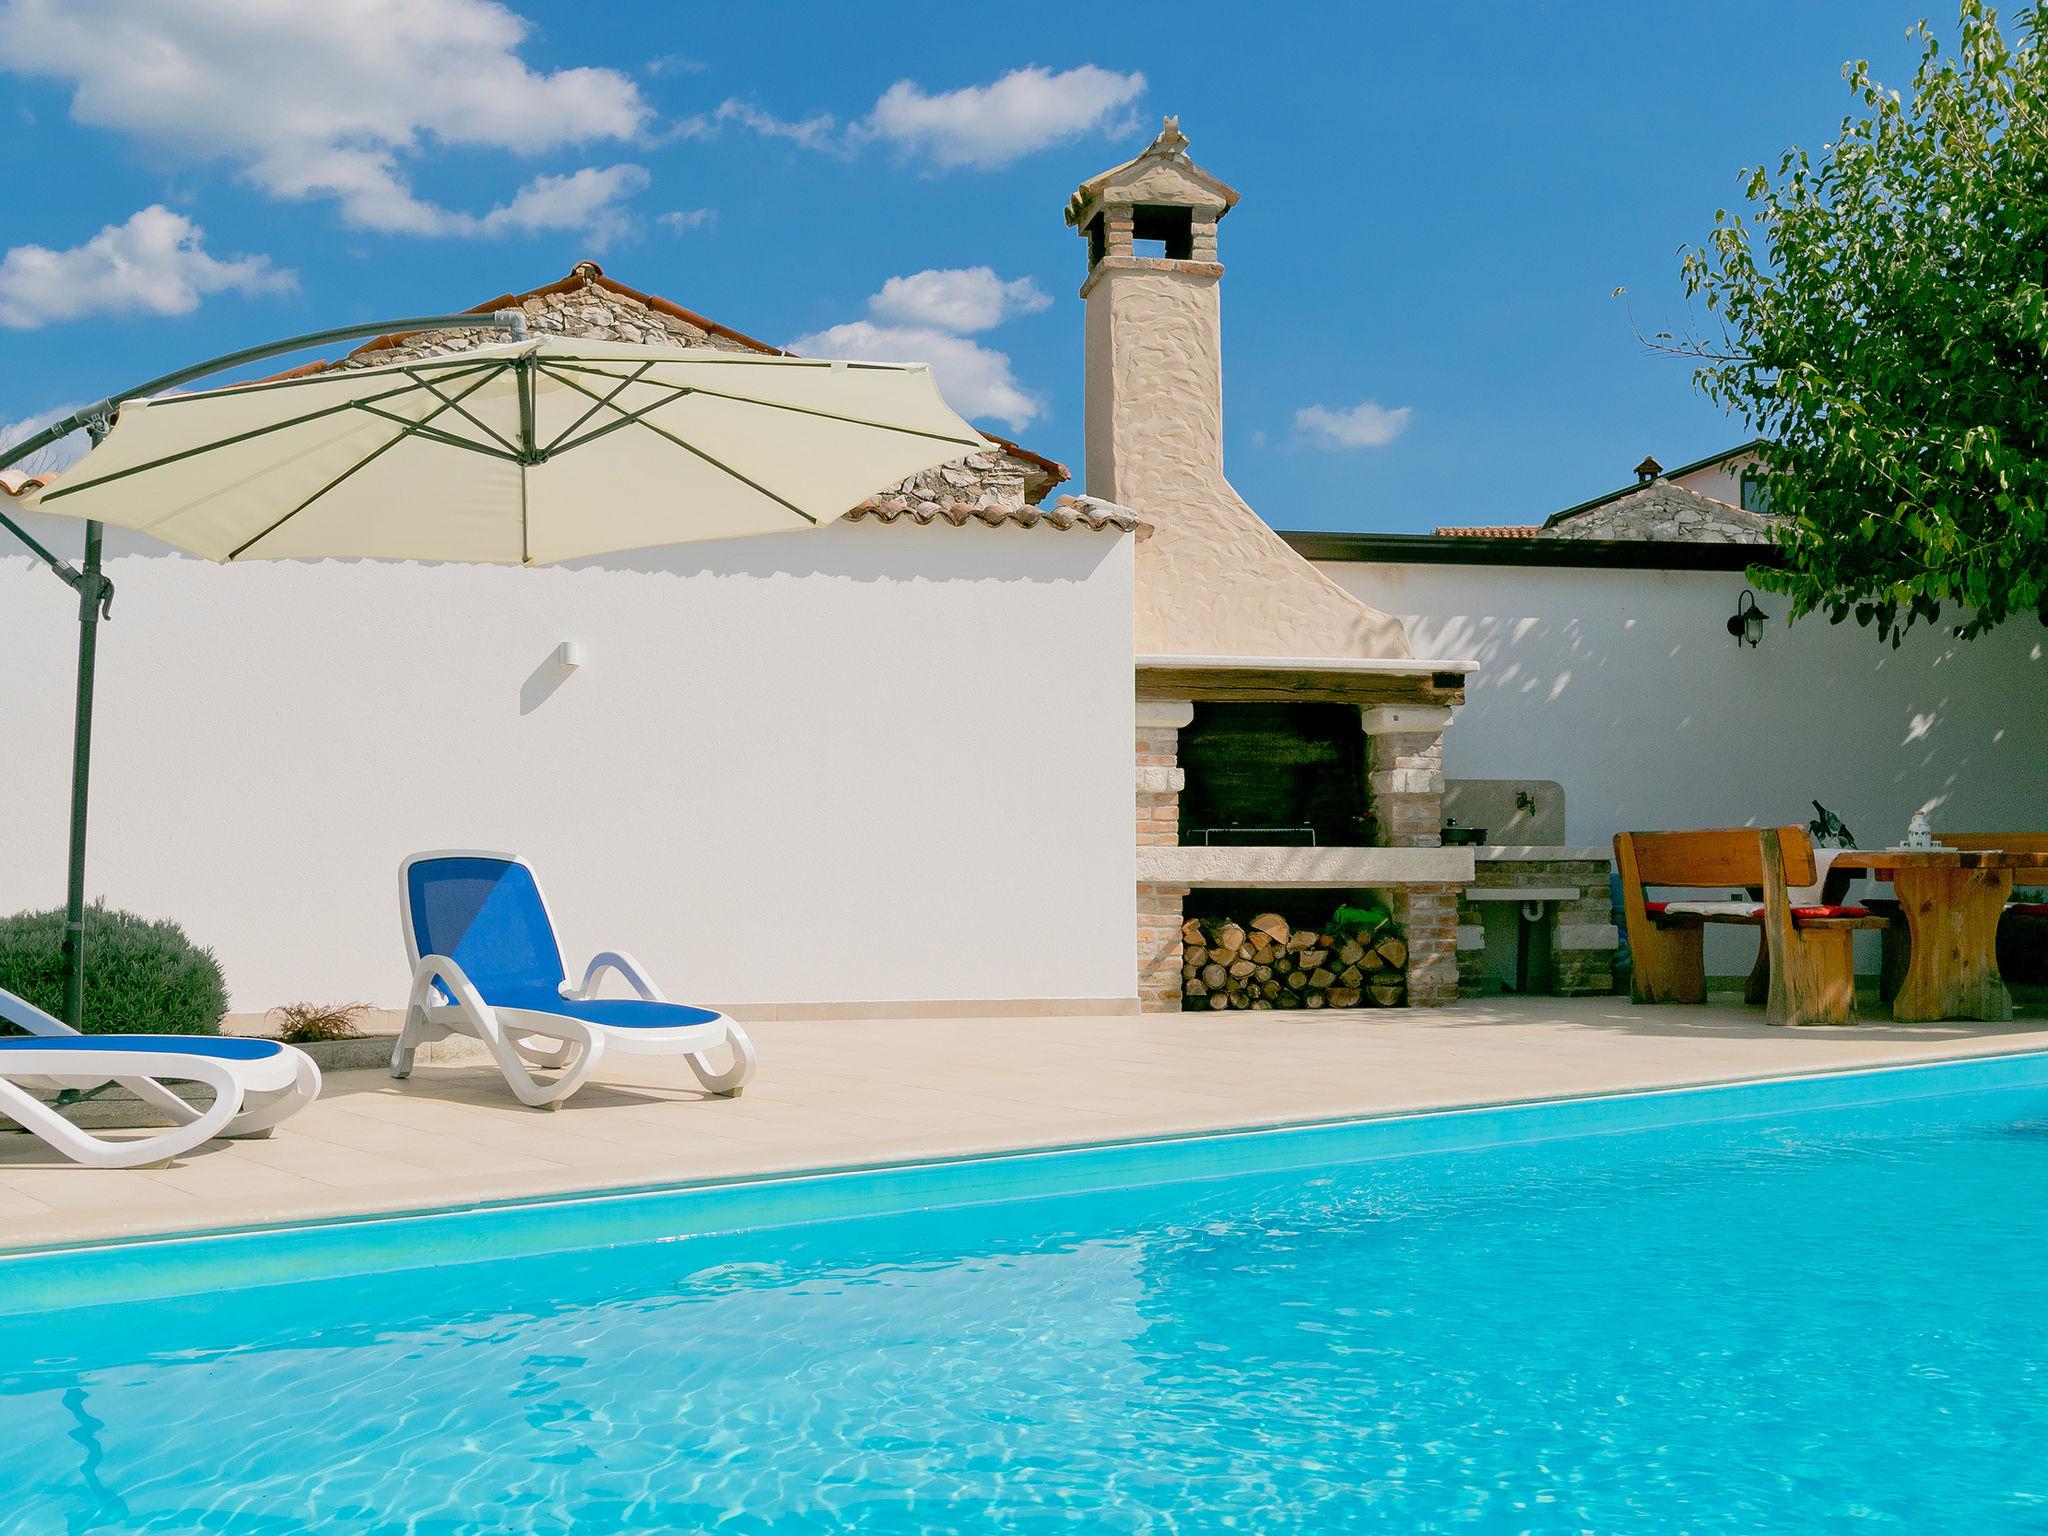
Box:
[1329,987,1362,1008]
[1184,944,1208,967]
[1370,981,1405,1007]
[1228,959,1256,979]
[1302,950,1329,970]
[1375,937,1408,969]
[1286,931,1315,953]
[1209,992,1233,1009]
[1250,912,1291,944]
[1253,964,1273,982]
[1309,967,1337,989]
[1260,980,1281,1000]
[1286,970,1307,990]
[1216,922,1247,954]
[1338,940,1365,967]
[1360,948,1386,971]
[1202,963,1228,989]
[1181,918,1206,944]
[1306,992,1326,1008]
[1183,978,1207,997]
[1339,964,1363,987]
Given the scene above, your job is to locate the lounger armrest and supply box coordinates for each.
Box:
[410,953,501,1024]
[574,950,668,1004]
[0,983,79,1038]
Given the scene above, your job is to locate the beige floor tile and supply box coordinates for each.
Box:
[4,996,2046,1249]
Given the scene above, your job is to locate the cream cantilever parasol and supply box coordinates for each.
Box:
[2,318,991,1027]
[18,336,992,563]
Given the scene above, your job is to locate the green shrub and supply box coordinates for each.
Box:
[0,903,227,1035]
[266,1001,367,1043]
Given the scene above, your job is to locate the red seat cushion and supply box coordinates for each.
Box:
[1791,905,1872,920]
[2010,903,2048,919]
[1643,900,1667,915]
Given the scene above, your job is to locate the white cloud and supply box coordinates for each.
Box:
[1294,400,1414,450]
[787,266,1055,428]
[671,97,840,152]
[869,267,1049,333]
[0,399,87,474]
[788,320,1042,430]
[475,164,649,247]
[0,205,293,329]
[0,0,653,235]
[658,208,717,234]
[685,65,1145,172]
[862,65,1145,170]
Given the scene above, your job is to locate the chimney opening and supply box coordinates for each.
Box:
[1086,215,1107,269]
[1634,455,1663,483]
[1132,204,1194,261]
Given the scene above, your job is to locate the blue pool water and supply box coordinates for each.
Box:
[5,1062,2048,1534]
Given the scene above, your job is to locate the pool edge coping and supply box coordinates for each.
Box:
[8,1043,2048,1271]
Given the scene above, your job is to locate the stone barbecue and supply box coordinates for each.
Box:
[1068,119,1480,1013]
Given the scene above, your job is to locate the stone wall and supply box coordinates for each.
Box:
[1456,857,1617,998]
[1362,704,1459,1006]
[1547,479,1779,544]
[1135,700,1193,1011]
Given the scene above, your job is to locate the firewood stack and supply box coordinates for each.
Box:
[1179,912,1407,1010]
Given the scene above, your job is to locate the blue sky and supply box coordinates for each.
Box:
[0,0,1937,532]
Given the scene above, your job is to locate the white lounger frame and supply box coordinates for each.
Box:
[0,986,321,1169]
[394,849,758,1109]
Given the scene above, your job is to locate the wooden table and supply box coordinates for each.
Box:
[1831,849,2048,1022]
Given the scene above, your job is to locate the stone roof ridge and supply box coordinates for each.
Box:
[1546,477,1782,544]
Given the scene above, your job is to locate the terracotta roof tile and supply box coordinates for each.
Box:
[845,493,1139,533]
[1433,524,1543,538]
[0,467,59,498]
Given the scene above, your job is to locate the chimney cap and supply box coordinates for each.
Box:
[1634,455,1663,482]
[1065,115,1241,230]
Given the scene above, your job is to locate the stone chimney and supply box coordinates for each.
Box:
[1067,118,1413,662]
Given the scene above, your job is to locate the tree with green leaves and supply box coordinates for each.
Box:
[1679,1,2046,642]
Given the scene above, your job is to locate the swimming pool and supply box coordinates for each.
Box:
[4,1055,2047,1533]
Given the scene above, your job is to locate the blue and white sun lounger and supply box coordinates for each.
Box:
[395,851,757,1109]
[0,985,320,1168]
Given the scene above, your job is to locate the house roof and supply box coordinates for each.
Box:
[1541,438,1765,528]
[1545,477,1780,544]
[1433,523,1542,539]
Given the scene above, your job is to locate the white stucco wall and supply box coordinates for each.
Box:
[1669,454,1758,509]
[1,520,1136,1012]
[1320,559,2046,843]
[1319,558,2047,970]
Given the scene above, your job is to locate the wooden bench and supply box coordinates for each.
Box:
[1614,827,1887,1026]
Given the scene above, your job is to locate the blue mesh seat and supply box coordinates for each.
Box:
[395,851,755,1107]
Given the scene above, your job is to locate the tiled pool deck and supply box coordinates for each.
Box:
[5,996,2047,1251]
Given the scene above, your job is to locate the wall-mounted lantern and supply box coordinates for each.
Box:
[1726,589,1769,648]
